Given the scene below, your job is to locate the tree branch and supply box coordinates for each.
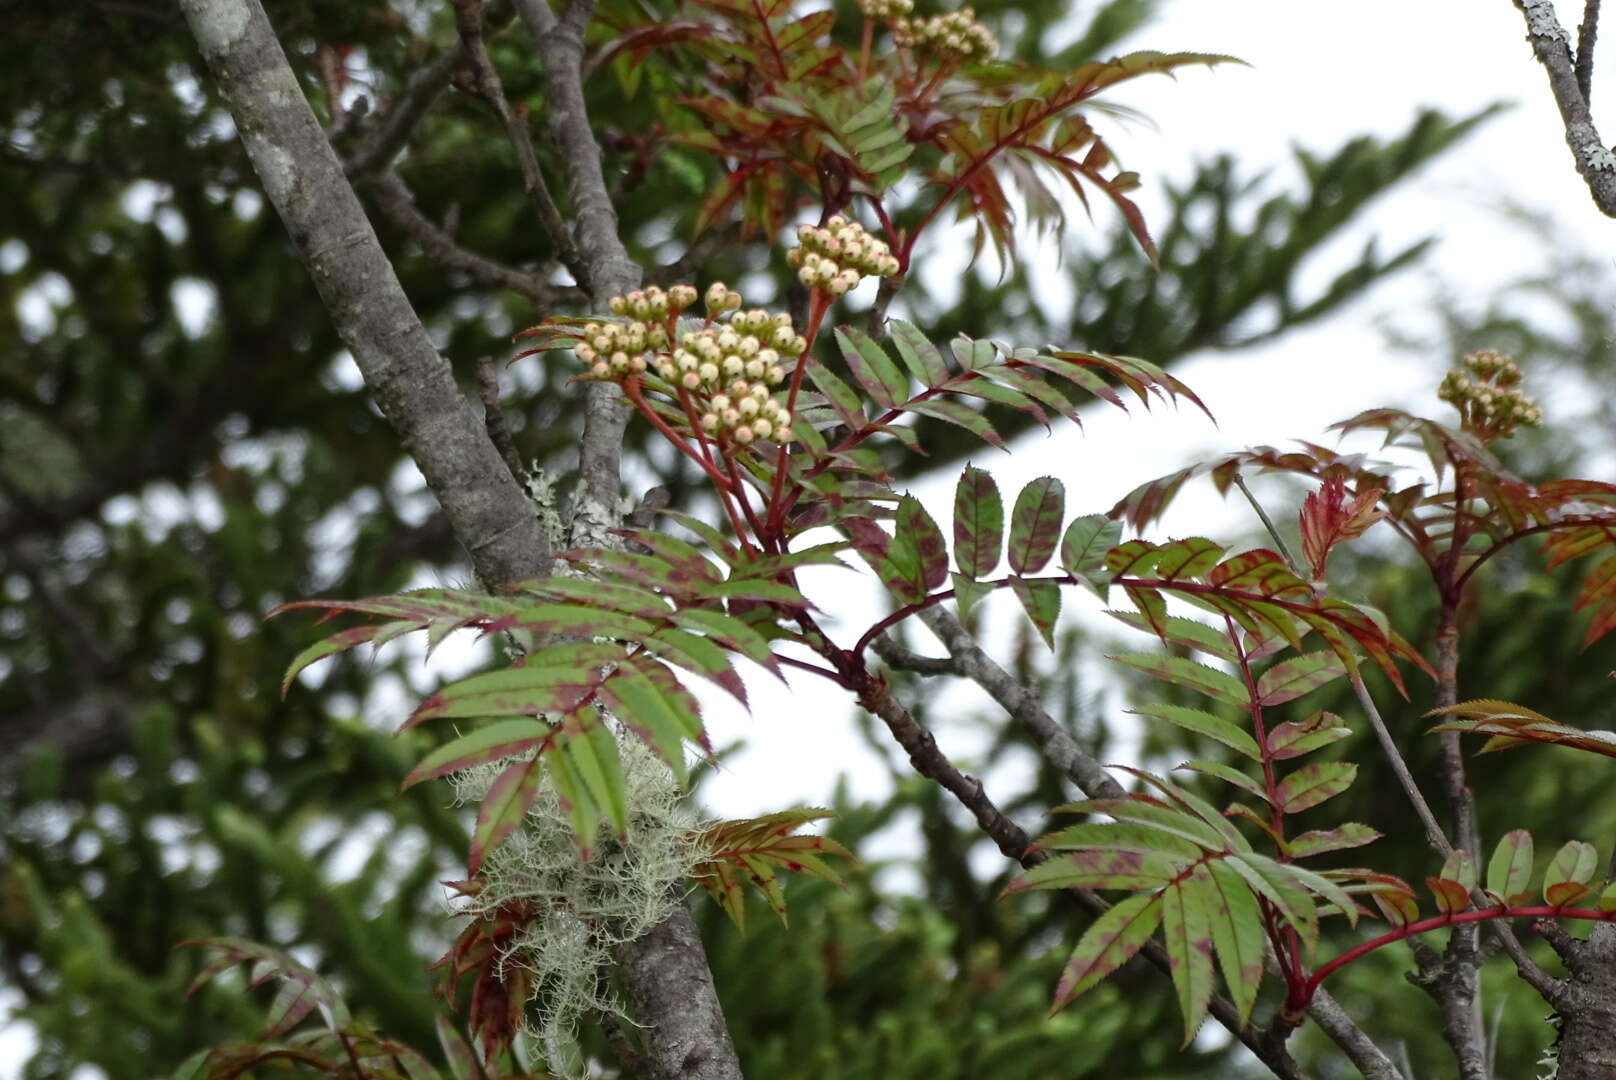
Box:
[365,170,580,307]
[1578,0,1602,100]
[1513,0,1616,215]
[178,0,552,599]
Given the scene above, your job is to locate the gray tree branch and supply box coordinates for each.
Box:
[1514,0,1616,215]
[180,0,552,591]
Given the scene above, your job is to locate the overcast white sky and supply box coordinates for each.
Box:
[7,1,1616,1076]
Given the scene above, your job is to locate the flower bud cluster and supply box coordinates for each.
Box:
[1437,349,1542,441]
[784,215,901,296]
[571,285,798,452]
[857,0,913,18]
[892,7,996,62]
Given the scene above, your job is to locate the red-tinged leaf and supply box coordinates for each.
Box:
[1287,823,1381,859]
[558,706,628,838]
[907,398,1008,450]
[805,361,867,430]
[515,576,672,619]
[835,326,909,409]
[1060,514,1121,578]
[951,336,996,371]
[1012,577,1061,648]
[1370,885,1420,926]
[953,465,1004,579]
[1425,875,1469,915]
[1268,711,1351,760]
[402,719,555,789]
[1113,766,1250,853]
[280,621,403,697]
[1162,867,1217,1045]
[1175,759,1267,802]
[643,627,747,703]
[670,608,782,677]
[1124,584,1169,640]
[1544,840,1599,903]
[1440,849,1478,891]
[469,758,543,874]
[896,495,949,591]
[1255,652,1347,707]
[1104,537,1163,579]
[1152,537,1225,581]
[1053,796,1227,852]
[690,808,853,932]
[597,667,697,784]
[951,373,1047,423]
[1426,699,1616,760]
[405,643,624,728]
[1486,829,1535,905]
[1015,352,1126,410]
[1006,848,1184,894]
[1546,880,1594,907]
[1275,761,1356,814]
[1032,821,1202,861]
[1298,474,1386,581]
[1109,652,1249,707]
[982,364,1080,423]
[888,320,949,388]
[1204,859,1264,1025]
[1129,704,1259,760]
[1049,893,1164,1013]
[1207,548,1309,595]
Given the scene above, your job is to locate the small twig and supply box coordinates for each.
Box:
[477,356,529,488]
[365,171,579,306]
[870,634,957,676]
[1578,0,1602,100]
[1232,471,1301,573]
[450,0,587,285]
[1349,669,1453,857]
[1513,0,1616,216]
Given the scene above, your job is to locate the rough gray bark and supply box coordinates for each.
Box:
[1515,0,1616,216]
[179,3,744,1078]
[1552,923,1616,1080]
[178,0,551,589]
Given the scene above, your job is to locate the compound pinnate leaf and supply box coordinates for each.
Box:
[907,398,1009,450]
[1486,829,1535,904]
[689,809,853,933]
[1050,893,1164,1013]
[953,465,1004,579]
[1008,477,1066,573]
[406,642,625,728]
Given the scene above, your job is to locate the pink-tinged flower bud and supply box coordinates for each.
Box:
[610,350,630,369]
[630,355,649,373]
[591,361,611,378]
[827,214,847,231]
[752,418,773,440]
[722,407,741,426]
[798,265,819,288]
[721,356,743,378]
[705,282,728,307]
[729,379,750,398]
[775,410,792,429]
[825,276,850,297]
[608,296,627,315]
[738,396,760,417]
[700,412,720,431]
[592,334,612,352]
[739,335,760,357]
[575,345,596,362]
[732,424,755,444]
[749,383,770,402]
[797,223,816,243]
[745,358,766,379]
[682,371,702,389]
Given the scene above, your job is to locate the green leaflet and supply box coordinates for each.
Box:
[406,642,627,727]
[1051,892,1163,1013]
[1127,704,1259,760]
[1006,848,1185,893]
[1060,514,1121,579]
[1008,477,1065,574]
[1486,829,1534,904]
[953,465,1004,579]
[1274,761,1356,813]
[835,326,909,409]
[896,495,949,592]
[468,757,544,874]
[1162,866,1216,1046]
[888,319,949,387]
[1108,652,1249,707]
[1255,651,1348,706]
[1204,860,1264,1025]
[689,809,853,933]
[401,719,555,790]
[1011,578,1061,648]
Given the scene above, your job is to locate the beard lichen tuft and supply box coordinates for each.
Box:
[448,731,698,1078]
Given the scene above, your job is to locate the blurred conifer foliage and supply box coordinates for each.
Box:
[0,0,1507,1076]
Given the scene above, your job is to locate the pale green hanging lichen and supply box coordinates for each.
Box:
[448,733,699,1078]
